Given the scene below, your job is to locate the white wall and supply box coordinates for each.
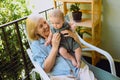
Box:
[26,0,54,13]
[101,0,120,61]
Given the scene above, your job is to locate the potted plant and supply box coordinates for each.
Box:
[70,3,82,22]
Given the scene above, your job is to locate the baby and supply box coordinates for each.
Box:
[45,9,81,68]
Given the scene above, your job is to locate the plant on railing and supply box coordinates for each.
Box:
[0,0,31,79]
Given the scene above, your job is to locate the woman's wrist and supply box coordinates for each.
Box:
[52,46,58,52]
[44,46,58,72]
[49,47,58,58]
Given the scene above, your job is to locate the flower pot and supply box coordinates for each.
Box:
[72,11,82,22]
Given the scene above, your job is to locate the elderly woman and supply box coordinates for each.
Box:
[26,13,96,80]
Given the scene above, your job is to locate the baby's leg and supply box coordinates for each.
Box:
[74,47,81,68]
[59,47,77,67]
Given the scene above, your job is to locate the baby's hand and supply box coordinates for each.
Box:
[45,40,51,46]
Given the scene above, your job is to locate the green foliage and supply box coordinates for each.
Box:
[0,0,32,79]
[0,0,31,25]
[76,26,83,37]
[70,3,80,12]
[76,26,91,38]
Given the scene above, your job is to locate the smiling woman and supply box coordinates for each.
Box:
[26,0,54,13]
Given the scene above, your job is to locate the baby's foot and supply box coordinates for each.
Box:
[76,62,80,68]
[71,58,77,67]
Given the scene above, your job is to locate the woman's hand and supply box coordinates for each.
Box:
[69,21,76,31]
[61,30,76,38]
[61,30,81,46]
[52,33,61,48]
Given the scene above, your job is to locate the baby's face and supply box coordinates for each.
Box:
[50,17,64,29]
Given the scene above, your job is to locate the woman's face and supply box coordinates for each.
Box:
[36,18,50,39]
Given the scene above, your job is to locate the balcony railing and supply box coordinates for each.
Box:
[0,7,54,80]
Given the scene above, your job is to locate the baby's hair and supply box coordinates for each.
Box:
[49,9,64,21]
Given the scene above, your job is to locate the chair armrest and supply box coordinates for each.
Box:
[26,49,50,80]
[75,32,116,76]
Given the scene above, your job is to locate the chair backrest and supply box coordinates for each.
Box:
[26,49,50,80]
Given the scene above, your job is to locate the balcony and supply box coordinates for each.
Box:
[0,8,53,80]
[0,2,120,80]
